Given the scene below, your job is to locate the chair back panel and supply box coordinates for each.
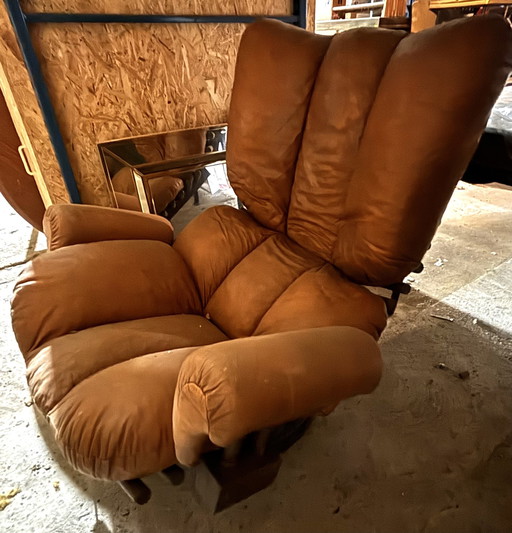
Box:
[287,28,406,266]
[333,16,512,285]
[228,17,512,286]
[227,20,331,232]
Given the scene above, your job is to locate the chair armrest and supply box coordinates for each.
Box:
[43,204,174,251]
[12,240,201,355]
[173,326,382,466]
[114,191,143,212]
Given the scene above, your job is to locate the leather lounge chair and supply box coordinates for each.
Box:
[11,16,512,510]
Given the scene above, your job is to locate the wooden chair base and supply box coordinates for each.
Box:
[118,479,151,505]
[194,449,283,513]
[117,418,313,510]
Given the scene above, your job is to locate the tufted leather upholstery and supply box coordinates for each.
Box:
[229,17,512,286]
[174,205,387,340]
[11,16,512,481]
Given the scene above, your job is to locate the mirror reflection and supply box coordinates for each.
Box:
[99,124,227,219]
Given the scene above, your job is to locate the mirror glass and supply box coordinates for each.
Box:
[99,124,228,219]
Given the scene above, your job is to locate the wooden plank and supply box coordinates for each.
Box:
[316,17,380,34]
[20,1,290,15]
[383,0,408,16]
[333,2,385,13]
[307,0,316,31]
[411,0,436,32]
[430,0,512,8]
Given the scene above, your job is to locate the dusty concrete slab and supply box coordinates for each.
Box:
[443,258,512,334]
[0,183,511,533]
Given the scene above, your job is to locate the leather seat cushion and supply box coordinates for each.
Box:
[27,314,227,479]
[175,205,388,340]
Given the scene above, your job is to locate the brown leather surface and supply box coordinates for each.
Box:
[173,326,382,466]
[12,240,201,355]
[205,232,324,338]
[26,315,226,480]
[146,175,184,213]
[50,346,195,480]
[114,191,142,211]
[9,17,512,481]
[174,205,274,307]
[287,28,406,261]
[111,166,184,214]
[333,16,512,285]
[254,263,387,339]
[0,91,45,231]
[230,16,512,286]
[173,16,512,467]
[43,203,174,251]
[26,315,227,415]
[176,205,387,340]
[227,19,331,232]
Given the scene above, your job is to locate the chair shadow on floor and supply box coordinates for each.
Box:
[30,288,512,533]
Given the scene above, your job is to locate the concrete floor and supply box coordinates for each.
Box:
[1,182,511,533]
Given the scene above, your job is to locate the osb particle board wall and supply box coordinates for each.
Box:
[0,3,69,205]
[1,1,314,207]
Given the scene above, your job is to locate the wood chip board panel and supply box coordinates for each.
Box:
[1,1,300,207]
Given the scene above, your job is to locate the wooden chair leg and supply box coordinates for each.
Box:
[193,419,312,512]
[194,447,282,513]
[117,478,151,505]
[161,464,185,486]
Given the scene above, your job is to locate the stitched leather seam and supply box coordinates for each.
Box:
[205,232,275,308]
[284,40,333,230]
[333,33,407,264]
[251,261,326,336]
[182,381,211,437]
[174,250,205,312]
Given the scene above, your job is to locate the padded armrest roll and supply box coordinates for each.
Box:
[43,204,174,251]
[173,326,382,466]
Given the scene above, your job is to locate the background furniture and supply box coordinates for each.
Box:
[317,0,410,32]
[0,89,44,230]
[99,125,227,218]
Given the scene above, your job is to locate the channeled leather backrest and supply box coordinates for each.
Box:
[227,21,331,233]
[228,17,512,286]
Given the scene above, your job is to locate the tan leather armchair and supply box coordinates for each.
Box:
[11,16,512,507]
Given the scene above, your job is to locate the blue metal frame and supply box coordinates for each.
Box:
[294,0,308,29]
[3,0,307,203]
[5,0,82,202]
[25,13,301,25]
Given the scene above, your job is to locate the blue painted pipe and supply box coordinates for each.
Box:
[4,0,82,203]
[25,13,299,25]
